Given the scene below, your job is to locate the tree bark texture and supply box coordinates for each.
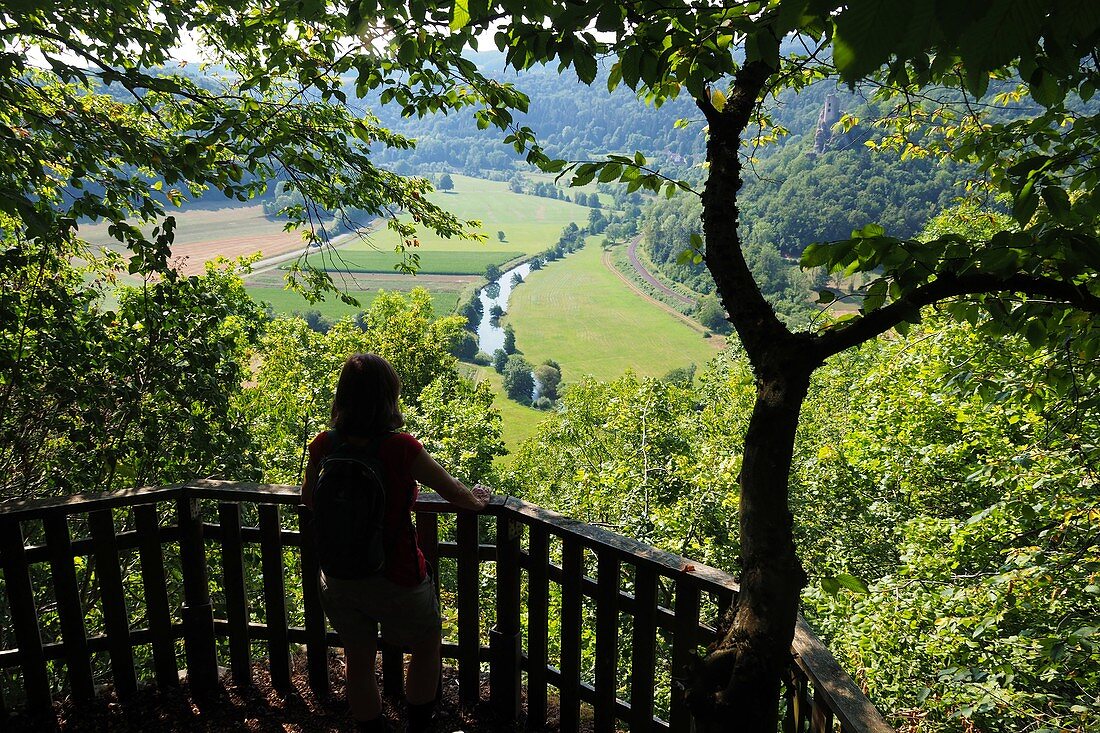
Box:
[689,61,819,733]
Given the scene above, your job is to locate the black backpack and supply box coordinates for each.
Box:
[311,431,389,579]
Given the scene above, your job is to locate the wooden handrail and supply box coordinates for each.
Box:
[0,480,893,732]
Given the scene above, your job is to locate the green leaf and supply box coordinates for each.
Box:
[958,0,1047,75]
[834,0,913,82]
[862,279,888,312]
[820,576,841,595]
[1024,319,1046,349]
[836,573,870,594]
[450,0,470,30]
[597,163,622,183]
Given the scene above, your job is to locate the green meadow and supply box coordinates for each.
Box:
[462,365,547,449]
[293,248,523,275]
[250,285,461,321]
[505,239,725,383]
[339,174,591,256]
[250,175,589,318]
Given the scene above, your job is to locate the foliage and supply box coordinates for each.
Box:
[500,366,747,568]
[437,173,454,191]
[0,242,263,499]
[640,193,814,325]
[532,363,562,401]
[449,330,479,361]
[501,355,534,404]
[0,3,494,304]
[695,295,729,334]
[240,288,480,484]
[795,319,1100,733]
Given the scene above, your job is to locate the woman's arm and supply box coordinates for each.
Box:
[301,457,320,510]
[410,448,489,511]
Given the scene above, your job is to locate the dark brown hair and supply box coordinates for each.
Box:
[330,353,404,437]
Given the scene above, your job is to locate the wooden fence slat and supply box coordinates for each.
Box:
[218,502,251,686]
[88,508,137,699]
[133,504,178,688]
[526,523,550,728]
[415,510,441,702]
[381,642,404,698]
[296,504,327,696]
[259,504,291,691]
[456,510,480,705]
[559,539,583,733]
[177,495,218,693]
[490,515,522,720]
[630,564,657,733]
[796,676,811,732]
[43,515,94,702]
[670,578,700,732]
[812,683,835,733]
[416,511,440,584]
[782,669,800,733]
[594,550,620,733]
[0,515,51,712]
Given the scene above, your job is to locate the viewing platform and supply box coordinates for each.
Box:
[0,480,893,732]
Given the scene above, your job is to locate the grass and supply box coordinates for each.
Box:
[504,238,725,383]
[461,365,549,451]
[339,174,590,257]
[293,249,523,275]
[248,286,461,320]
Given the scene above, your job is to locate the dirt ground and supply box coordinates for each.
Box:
[4,655,573,733]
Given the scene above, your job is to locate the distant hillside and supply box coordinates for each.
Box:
[367,52,706,176]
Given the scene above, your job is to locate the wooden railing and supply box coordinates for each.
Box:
[0,480,893,732]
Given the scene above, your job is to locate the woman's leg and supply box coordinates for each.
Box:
[344,637,382,722]
[405,633,440,705]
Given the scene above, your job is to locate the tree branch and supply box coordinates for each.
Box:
[817,271,1100,358]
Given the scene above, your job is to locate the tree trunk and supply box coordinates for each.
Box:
[688,59,819,732]
[688,366,811,732]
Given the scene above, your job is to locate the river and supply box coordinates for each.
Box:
[475,261,531,354]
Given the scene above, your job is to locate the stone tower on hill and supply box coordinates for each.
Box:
[812,93,841,154]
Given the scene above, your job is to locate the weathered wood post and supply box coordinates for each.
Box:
[490,508,522,720]
[177,493,219,693]
[297,504,329,696]
[416,510,442,702]
[456,510,481,704]
[259,503,291,691]
[219,501,253,686]
[43,515,95,702]
[134,503,178,688]
[670,575,701,732]
[0,515,50,713]
[525,522,550,727]
[88,508,137,698]
[593,549,620,732]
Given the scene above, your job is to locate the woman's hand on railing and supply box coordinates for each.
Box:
[471,483,491,510]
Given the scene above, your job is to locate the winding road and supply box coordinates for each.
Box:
[603,243,723,345]
[626,236,698,307]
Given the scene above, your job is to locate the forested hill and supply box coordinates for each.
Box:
[366,51,706,173]
[366,52,965,263]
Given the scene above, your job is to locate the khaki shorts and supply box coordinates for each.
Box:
[319,571,441,648]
